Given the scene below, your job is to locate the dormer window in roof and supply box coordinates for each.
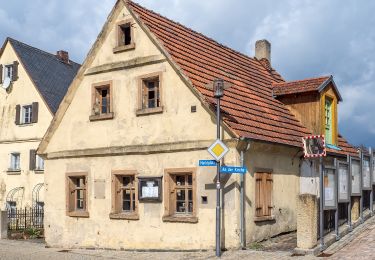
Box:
[322,94,337,146]
[113,19,136,53]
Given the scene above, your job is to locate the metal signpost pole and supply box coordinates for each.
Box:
[370,148,373,215]
[319,156,325,248]
[240,150,245,249]
[215,89,221,257]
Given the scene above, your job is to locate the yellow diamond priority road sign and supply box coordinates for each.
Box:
[208,139,229,161]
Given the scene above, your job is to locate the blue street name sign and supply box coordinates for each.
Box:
[199,160,217,166]
[220,166,247,174]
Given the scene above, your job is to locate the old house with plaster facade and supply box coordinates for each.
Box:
[0,38,79,211]
[38,0,360,251]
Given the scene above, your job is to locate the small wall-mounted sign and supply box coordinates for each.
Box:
[220,166,247,174]
[138,176,162,202]
[199,160,217,166]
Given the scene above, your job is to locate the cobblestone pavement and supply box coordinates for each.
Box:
[0,239,317,260]
[327,219,375,260]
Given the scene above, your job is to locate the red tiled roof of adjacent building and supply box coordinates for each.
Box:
[272,76,331,97]
[127,1,311,148]
[326,135,359,158]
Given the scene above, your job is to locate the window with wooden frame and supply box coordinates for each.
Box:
[66,172,89,217]
[254,172,274,221]
[113,20,135,53]
[321,93,337,145]
[136,73,163,116]
[15,102,38,125]
[163,168,197,223]
[90,81,114,121]
[110,171,139,220]
[0,61,18,83]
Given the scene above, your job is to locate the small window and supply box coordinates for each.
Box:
[4,64,13,79]
[66,173,89,217]
[110,171,139,220]
[120,23,132,46]
[324,97,333,144]
[35,155,44,171]
[163,168,197,223]
[9,153,20,171]
[142,77,160,109]
[6,201,17,218]
[254,172,273,221]
[21,105,32,124]
[90,82,113,121]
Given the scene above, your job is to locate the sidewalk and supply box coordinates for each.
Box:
[0,239,316,260]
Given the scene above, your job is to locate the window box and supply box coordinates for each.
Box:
[66,172,89,217]
[163,168,197,223]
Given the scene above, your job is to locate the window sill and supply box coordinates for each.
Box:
[136,107,164,116]
[162,215,198,223]
[109,212,139,220]
[113,43,136,53]
[34,170,44,174]
[6,170,21,175]
[17,123,34,127]
[67,211,89,218]
[254,215,275,222]
[89,112,114,121]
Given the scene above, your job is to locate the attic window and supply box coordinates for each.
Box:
[120,24,132,45]
[89,81,114,121]
[136,73,164,116]
[114,20,136,53]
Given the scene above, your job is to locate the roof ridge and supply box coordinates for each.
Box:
[7,37,80,66]
[272,75,331,86]
[127,1,261,66]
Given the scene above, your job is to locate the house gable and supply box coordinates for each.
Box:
[41,0,227,155]
[0,41,53,142]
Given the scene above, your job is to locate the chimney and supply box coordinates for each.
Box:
[255,39,271,64]
[56,50,70,64]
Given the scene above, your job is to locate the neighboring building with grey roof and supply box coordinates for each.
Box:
[0,37,80,210]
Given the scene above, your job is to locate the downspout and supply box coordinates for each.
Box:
[239,138,251,249]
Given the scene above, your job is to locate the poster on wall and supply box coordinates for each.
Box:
[351,159,361,196]
[362,157,371,190]
[324,168,337,209]
[338,163,350,202]
[138,177,163,202]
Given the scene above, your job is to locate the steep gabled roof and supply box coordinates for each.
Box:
[127,1,311,148]
[8,38,80,114]
[272,75,343,101]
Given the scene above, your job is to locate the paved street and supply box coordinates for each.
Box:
[1,220,375,260]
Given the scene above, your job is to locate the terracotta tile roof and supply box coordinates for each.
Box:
[128,1,311,148]
[326,135,359,158]
[272,76,331,97]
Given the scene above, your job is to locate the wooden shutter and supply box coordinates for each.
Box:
[255,173,263,217]
[0,64,3,84]
[265,173,273,216]
[31,102,39,123]
[29,150,36,170]
[12,61,19,81]
[67,178,75,212]
[15,105,21,125]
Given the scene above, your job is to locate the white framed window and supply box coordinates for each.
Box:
[35,155,44,171]
[4,64,13,80]
[10,153,20,171]
[21,105,32,124]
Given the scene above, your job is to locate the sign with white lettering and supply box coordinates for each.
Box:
[199,160,217,166]
[220,166,247,174]
[138,177,162,202]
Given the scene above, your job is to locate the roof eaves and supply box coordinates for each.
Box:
[317,75,343,102]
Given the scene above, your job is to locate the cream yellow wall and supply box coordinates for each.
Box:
[45,3,226,154]
[44,149,242,250]
[244,141,300,242]
[0,41,51,208]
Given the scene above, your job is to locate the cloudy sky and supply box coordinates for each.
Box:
[1,0,374,147]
